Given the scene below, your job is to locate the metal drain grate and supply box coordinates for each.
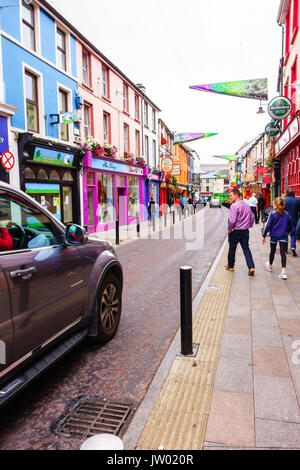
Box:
[55,399,131,439]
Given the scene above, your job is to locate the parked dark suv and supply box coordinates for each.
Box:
[0,182,123,406]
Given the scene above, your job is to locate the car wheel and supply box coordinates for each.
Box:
[93,273,122,344]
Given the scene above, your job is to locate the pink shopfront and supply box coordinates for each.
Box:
[83,151,148,233]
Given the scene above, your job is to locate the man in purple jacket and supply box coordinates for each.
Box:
[226,188,255,276]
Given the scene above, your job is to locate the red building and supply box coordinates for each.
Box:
[276,0,300,197]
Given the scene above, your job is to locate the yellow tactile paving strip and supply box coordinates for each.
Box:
[137,248,233,450]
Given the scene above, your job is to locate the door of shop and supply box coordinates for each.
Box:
[117,188,126,225]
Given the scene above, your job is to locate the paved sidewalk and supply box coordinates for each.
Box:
[132,224,300,450]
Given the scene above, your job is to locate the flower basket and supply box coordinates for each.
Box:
[135,156,146,165]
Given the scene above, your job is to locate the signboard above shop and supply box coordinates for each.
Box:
[275,115,300,155]
[161,157,173,173]
[92,157,145,176]
[33,147,74,167]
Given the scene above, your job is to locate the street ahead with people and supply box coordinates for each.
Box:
[1,0,300,456]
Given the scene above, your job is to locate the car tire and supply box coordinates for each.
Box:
[92,273,122,344]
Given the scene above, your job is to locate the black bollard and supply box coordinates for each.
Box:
[180,266,193,356]
[164,211,167,228]
[151,205,156,232]
[173,210,175,224]
[136,215,140,238]
[115,219,119,245]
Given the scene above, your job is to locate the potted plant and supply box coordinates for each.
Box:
[135,156,146,165]
[124,152,135,164]
[104,142,117,158]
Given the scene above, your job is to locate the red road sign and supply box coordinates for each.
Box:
[1,151,15,171]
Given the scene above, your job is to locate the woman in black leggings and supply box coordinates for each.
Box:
[262,197,293,280]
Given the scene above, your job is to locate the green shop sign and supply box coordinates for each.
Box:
[33,147,74,167]
[265,121,281,137]
[268,96,292,120]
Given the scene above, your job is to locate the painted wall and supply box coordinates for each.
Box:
[142,100,159,170]
[76,41,143,157]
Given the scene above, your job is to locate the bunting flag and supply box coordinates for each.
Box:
[174,132,218,145]
[213,155,239,162]
[190,78,268,101]
[214,174,227,178]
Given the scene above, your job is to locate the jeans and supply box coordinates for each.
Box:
[250,206,258,224]
[228,229,255,269]
[289,226,296,249]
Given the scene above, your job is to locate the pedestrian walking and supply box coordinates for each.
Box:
[225,188,255,276]
[180,195,187,214]
[248,192,259,224]
[263,197,293,280]
[147,197,155,219]
[257,193,266,222]
[283,188,300,256]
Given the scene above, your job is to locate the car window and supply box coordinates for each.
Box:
[0,190,60,251]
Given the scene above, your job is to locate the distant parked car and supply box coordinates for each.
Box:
[0,182,123,406]
[210,198,222,208]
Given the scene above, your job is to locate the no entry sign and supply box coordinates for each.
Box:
[1,151,15,171]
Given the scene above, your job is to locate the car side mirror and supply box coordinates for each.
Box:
[64,224,88,246]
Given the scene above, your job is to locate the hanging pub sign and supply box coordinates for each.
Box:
[267,96,292,120]
[265,121,281,137]
[161,157,173,173]
[33,146,75,167]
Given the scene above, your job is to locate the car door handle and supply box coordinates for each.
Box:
[10,267,37,280]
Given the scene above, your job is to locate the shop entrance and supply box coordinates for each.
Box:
[117,188,126,226]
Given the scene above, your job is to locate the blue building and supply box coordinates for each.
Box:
[0,0,82,224]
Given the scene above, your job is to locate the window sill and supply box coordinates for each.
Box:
[82,82,94,93]
[134,118,140,124]
[284,52,290,66]
[101,95,112,104]
[123,110,130,117]
[291,27,299,45]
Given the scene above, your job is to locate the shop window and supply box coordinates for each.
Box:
[49,170,60,180]
[37,169,48,180]
[24,167,35,179]
[63,171,73,181]
[128,176,140,217]
[87,189,94,227]
[62,186,73,224]
[22,0,36,51]
[25,71,39,133]
[97,173,115,224]
[86,171,95,185]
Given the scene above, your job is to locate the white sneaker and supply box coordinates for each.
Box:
[266,262,272,272]
[279,273,287,280]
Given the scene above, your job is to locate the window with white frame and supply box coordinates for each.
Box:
[59,89,69,141]
[56,28,67,72]
[22,1,36,51]
[123,83,129,112]
[134,95,139,120]
[82,50,90,86]
[103,112,110,143]
[124,124,129,153]
[152,109,156,132]
[135,130,140,156]
[25,70,39,133]
[145,135,149,164]
[152,139,156,167]
[84,103,92,139]
[102,65,109,98]
[144,102,149,127]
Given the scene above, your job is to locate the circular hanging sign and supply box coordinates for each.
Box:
[1,151,15,170]
[267,96,292,120]
[61,112,76,124]
[265,121,281,137]
[161,157,173,173]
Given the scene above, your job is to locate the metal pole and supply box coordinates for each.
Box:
[151,205,156,232]
[164,211,167,227]
[180,266,193,356]
[116,219,120,245]
[173,210,175,224]
[136,215,140,238]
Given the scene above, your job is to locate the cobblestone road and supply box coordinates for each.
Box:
[0,207,228,450]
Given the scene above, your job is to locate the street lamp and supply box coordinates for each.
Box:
[257,100,266,114]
